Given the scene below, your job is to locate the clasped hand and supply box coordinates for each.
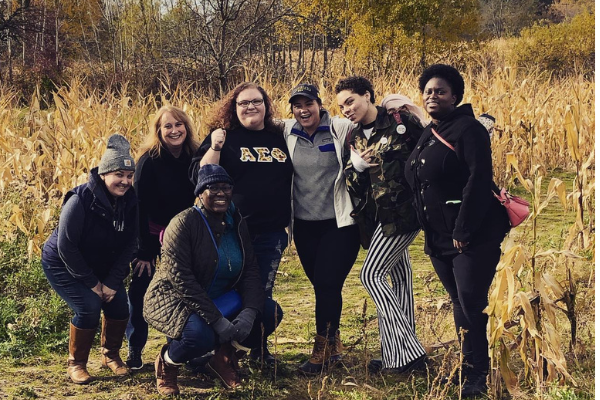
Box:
[212,309,257,344]
[91,282,116,303]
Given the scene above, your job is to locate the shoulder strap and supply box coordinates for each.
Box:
[193,205,218,252]
[431,128,455,152]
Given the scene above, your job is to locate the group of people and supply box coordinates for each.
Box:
[41,64,510,398]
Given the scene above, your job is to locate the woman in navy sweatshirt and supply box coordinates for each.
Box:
[42,134,138,384]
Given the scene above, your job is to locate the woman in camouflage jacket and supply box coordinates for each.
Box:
[335,76,427,374]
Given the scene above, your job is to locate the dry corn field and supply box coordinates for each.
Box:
[0,66,594,399]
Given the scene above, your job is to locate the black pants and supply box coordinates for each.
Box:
[293,218,360,337]
[429,241,502,374]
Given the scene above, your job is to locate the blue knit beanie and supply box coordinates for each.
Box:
[194,164,234,196]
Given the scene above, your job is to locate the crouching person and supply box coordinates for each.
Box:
[42,134,138,383]
[144,164,283,396]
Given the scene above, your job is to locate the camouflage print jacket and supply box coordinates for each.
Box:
[345,106,422,244]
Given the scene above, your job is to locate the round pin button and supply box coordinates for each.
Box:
[396,125,406,134]
[380,137,388,145]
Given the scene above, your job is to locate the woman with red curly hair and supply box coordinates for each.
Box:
[190,82,291,364]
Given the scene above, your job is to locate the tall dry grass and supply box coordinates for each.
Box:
[0,65,594,398]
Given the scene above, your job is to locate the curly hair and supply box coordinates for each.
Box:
[206,82,281,133]
[334,76,375,104]
[137,105,200,160]
[418,64,465,105]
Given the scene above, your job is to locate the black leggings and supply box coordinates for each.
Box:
[293,218,360,337]
[429,241,502,373]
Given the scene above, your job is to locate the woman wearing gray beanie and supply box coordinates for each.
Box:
[41,134,138,384]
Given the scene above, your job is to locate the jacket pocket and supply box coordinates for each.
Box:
[439,201,461,233]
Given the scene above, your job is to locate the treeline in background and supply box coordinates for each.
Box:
[0,0,594,102]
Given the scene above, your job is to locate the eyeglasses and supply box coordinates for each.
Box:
[206,184,233,194]
[236,99,264,108]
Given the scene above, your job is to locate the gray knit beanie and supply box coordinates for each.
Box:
[194,164,234,196]
[98,134,135,174]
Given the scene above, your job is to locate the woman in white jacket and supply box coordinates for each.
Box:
[283,84,360,374]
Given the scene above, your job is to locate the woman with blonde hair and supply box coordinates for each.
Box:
[125,105,200,369]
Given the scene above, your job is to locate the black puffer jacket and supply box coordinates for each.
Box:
[404,104,509,256]
[143,205,264,339]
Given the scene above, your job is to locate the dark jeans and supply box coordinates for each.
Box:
[167,298,283,363]
[42,260,129,329]
[250,229,288,298]
[126,263,155,350]
[293,218,360,337]
[429,241,502,373]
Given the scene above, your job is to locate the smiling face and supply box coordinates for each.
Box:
[100,170,134,198]
[291,96,321,135]
[336,89,372,124]
[200,183,233,215]
[422,77,456,121]
[236,88,266,130]
[159,111,187,155]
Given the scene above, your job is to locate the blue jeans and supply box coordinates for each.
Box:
[167,298,283,364]
[42,260,129,329]
[126,263,155,349]
[250,229,288,298]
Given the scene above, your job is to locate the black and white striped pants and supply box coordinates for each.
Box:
[360,225,425,368]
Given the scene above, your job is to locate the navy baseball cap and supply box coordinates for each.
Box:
[289,84,320,103]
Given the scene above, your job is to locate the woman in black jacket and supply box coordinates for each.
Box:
[126,105,199,369]
[405,64,509,398]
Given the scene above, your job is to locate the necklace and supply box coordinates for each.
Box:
[221,234,233,272]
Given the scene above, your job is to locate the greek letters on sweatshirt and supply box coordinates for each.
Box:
[193,126,293,234]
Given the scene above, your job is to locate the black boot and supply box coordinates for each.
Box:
[126,347,144,370]
[461,371,488,398]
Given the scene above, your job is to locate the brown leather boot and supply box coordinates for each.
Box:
[100,317,130,376]
[207,343,241,389]
[299,335,330,374]
[155,345,180,396]
[67,323,96,384]
[329,330,345,363]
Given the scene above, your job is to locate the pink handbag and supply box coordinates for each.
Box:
[492,188,530,227]
[430,128,530,228]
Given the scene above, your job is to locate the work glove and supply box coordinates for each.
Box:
[232,308,258,343]
[212,317,237,344]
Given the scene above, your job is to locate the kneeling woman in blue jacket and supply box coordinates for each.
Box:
[42,134,138,384]
[144,164,282,396]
